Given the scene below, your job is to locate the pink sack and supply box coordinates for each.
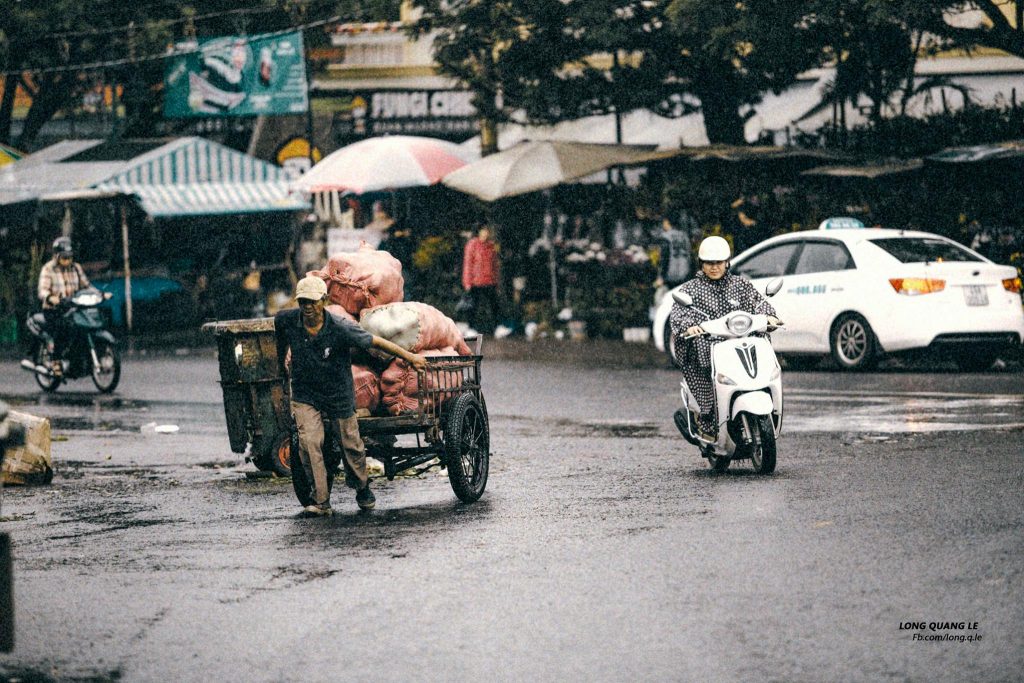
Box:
[360,301,471,355]
[380,347,464,416]
[352,364,381,413]
[307,241,404,317]
[326,304,357,324]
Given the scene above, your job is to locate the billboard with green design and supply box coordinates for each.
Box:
[164,32,308,118]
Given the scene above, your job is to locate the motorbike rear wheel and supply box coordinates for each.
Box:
[749,415,777,475]
[91,340,120,393]
[33,344,62,393]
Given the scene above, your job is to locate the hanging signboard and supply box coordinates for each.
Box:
[164,32,308,118]
[322,89,479,142]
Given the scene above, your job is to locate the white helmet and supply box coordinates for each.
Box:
[698,236,731,262]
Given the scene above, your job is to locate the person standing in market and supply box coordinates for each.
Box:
[653,216,693,290]
[275,276,426,516]
[462,224,500,335]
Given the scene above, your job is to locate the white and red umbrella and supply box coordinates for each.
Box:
[292,135,478,195]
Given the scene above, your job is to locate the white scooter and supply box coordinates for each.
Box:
[672,278,784,474]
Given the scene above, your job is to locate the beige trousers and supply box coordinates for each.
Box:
[291,402,368,505]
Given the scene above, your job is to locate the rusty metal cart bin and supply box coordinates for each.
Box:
[202,318,291,475]
[204,319,490,502]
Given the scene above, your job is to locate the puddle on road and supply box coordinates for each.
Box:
[3,392,146,410]
[553,419,662,439]
[785,391,1024,434]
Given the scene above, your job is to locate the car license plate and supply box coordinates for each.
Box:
[963,285,988,306]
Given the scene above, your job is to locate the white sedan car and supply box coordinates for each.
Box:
[652,224,1024,370]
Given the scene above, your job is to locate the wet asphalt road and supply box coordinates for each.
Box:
[0,351,1022,682]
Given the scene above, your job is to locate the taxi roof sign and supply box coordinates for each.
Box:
[819,216,865,230]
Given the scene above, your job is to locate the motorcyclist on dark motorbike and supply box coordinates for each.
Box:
[36,237,91,377]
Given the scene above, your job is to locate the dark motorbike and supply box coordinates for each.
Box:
[21,288,121,393]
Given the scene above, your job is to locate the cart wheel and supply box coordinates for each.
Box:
[251,430,293,476]
[270,429,294,477]
[444,393,489,503]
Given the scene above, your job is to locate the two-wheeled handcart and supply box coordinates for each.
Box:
[203,318,489,503]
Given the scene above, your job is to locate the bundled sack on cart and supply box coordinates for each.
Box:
[308,242,404,317]
[325,304,389,372]
[352,364,382,416]
[326,303,358,323]
[283,345,382,414]
[380,347,465,416]
[360,301,472,356]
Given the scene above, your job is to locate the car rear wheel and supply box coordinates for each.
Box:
[830,313,878,371]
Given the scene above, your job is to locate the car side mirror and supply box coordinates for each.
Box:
[672,290,694,307]
[765,278,784,297]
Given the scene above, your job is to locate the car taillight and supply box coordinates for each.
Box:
[1003,277,1022,293]
[889,278,946,295]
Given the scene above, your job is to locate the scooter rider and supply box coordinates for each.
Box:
[669,236,781,439]
[37,237,91,377]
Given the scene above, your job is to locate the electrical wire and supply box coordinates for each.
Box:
[1,14,347,77]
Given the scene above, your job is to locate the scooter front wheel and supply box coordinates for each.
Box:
[749,415,777,475]
[91,341,120,393]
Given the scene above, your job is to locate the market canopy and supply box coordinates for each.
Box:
[925,140,1024,164]
[97,137,307,215]
[801,159,924,179]
[0,136,308,215]
[659,144,843,164]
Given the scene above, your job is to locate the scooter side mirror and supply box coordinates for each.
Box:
[765,278,784,297]
[672,290,694,307]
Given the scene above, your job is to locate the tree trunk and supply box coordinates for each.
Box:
[697,85,747,145]
[479,117,499,156]
[16,74,73,149]
[0,75,18,146]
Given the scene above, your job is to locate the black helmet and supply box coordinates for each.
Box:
[52,237,73,257]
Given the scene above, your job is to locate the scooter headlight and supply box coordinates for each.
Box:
[726,313,753,336]
[715,372,737,386]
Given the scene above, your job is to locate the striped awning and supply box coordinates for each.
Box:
[123,181,308,217]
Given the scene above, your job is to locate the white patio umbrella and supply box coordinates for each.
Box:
[441,140,668,202]
[292,135,478,195]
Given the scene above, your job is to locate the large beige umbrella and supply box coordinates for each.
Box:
[441,140,668,201]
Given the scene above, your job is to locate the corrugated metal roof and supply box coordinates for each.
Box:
[0,136,308,216]
[101,137,292,187]
[125,182,307,217]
